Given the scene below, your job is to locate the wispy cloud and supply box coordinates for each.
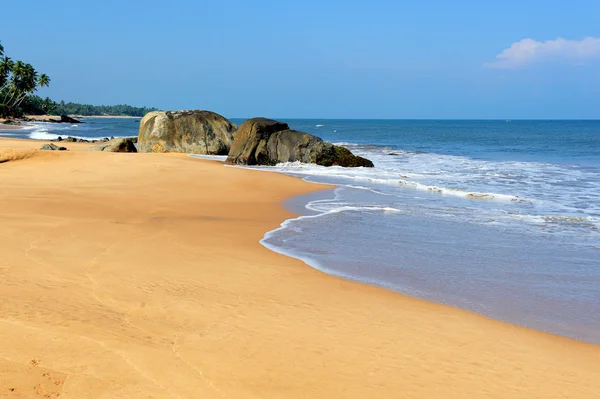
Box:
[485,37,600,69]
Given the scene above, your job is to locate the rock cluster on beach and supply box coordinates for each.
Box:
[227,118,373,167]
[137,110,373,167]
[51,136,137,144]
[39,138,137,153]
[40,143,67,151]
[59,136,103,143]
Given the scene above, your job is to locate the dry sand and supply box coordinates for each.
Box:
[0,116,56,123]
[1,138,599,399]
[25,115,59,121]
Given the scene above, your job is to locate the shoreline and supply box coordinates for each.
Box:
[0,115,142,124]
[262,179,599,345]
[70,115,141,119]
[1,137,600,398]
[0,124,31,131]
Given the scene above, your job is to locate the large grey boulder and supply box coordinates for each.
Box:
[226,118,374,167]
[88,138,137,152]
[137,110,237,154]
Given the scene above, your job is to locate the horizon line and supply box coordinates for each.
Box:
[224,117,600,121]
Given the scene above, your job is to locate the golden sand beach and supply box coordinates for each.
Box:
[1,138,599,398]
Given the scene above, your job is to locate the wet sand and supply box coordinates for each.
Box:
[1,137,599,398]
[0,124,31,130]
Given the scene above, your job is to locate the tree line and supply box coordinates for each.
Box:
[28,97,157,117]
[1,41,157,118]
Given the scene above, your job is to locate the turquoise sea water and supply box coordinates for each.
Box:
[6,118,600,343]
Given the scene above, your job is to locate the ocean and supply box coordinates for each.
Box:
[0,117,141,141]
[5,118,600,344]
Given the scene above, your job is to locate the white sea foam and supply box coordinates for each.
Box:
[29,130,113,141]
[306,203,402,214]
[259,161,531,204]
[188,154,228,162]
[229,139,600,241]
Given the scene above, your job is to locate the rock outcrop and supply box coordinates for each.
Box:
[226,118,374,167]
[40,143,67,151]
[49,115,83,124]
[137,110,237,154]
[88,138,137,152]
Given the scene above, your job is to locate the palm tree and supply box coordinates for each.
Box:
[5,60,25,105]
[5,62,37,110]
[0,41,4,57]
[14,65,43,108]
[38,73,50,88]
[0,56,14,89]
[42,96,55,113]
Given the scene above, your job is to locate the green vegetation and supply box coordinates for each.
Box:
[1,41,157,118]
[49,100,158,117]
[13,96,157,117]
[1,41,51,118]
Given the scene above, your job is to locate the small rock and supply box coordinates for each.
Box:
[40,143,67,151]
[88,138,137,153]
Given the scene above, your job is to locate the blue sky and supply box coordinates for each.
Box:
[1,0,599,118]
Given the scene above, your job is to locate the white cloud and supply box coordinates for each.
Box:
[485,37,600,69]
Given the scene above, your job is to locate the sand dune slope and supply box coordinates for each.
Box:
[0,139,599,398]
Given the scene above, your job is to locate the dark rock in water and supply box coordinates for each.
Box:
[48,115,84,124]
[137,110,237,154]
[88,138,137,153]
[40,143,67,151]
[60,115,82,124]
[226,117,374,167]
[314,144,375,167]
